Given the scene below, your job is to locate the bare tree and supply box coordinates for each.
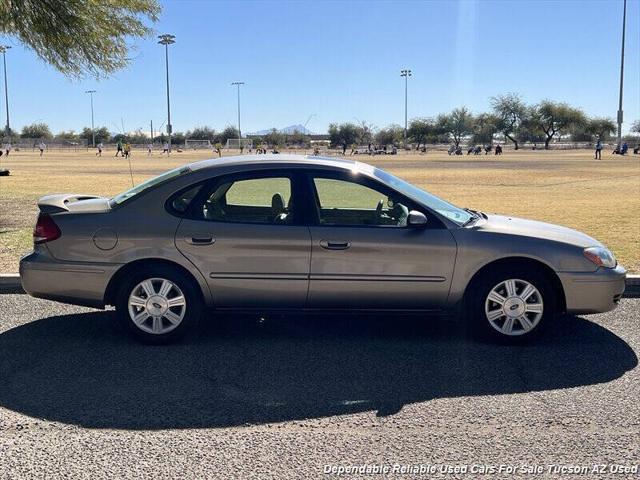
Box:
[490,93,528,150]
[531,100,587,149]
[408,118,437,150]
[586,117,617,140]
[438,107,474,147]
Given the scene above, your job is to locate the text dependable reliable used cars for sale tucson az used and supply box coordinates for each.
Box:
[20,155,626,343]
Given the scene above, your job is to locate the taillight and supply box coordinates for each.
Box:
[34,214,61,244]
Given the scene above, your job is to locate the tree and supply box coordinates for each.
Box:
[264,128,285,148]
[438,107,474,147]
[531,100,586,149]
[111,132,126,143]
[187,126,217,141]
[54,130,79,142]
[21,122,52,139]
[631,120,640,134]
[217,126,240,145]
[1,127,17,139]
[375,124,403,146]
[472,113,499,145]
[491,93,528,150]
[0,0,160,78]
[407,118,436,149]
[354,120,374,145]
[128,129,149,144]
[586,117,616,140]
[285,129,309,147]
[80,126,111,144]
[153,132,185,145]
[172,132,186,146]
[328,123,358,154]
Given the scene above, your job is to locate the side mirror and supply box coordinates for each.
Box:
[408,210,427,226]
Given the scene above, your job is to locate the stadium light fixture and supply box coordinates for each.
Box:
[400,69,412,148]
[616,0,627,147]
[158,34,176,154]
[0,45,12,135]
[84,90,97,147]
[231,81,245,140]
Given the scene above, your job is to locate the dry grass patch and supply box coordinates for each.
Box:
[1,148,638,273]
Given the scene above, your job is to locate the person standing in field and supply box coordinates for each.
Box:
[4,142,11,156]
[147,143,153,156]
[123,142,131,159]
[162,142,169,155]
[96,142,103,157]
[39,141,46,156]
[594,137,603,160]
[115,139,123,157]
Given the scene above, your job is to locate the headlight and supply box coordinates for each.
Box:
[583,247,617,268]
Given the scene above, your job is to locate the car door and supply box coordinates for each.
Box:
[174,170,311,308]
[305,171,457,310]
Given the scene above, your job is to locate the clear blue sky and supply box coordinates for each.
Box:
[3,0,639,135]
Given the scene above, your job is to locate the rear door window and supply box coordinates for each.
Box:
[196,176,294,224]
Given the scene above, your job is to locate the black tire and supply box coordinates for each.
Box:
[114,264,203,344]
[468,267,556,344]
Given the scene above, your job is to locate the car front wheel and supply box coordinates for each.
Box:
[471,269,555,342]
[115,266,202,344]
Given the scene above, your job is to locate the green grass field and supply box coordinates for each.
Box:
[0,148,638,273]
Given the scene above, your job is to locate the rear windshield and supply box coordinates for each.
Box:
[111,166,190,206]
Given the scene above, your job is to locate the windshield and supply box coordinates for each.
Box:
[373,168,473,226]
[111,166,190,205]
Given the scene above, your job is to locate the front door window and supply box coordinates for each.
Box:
[312,177,410,227]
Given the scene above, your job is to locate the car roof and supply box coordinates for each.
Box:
[188,154,375,174]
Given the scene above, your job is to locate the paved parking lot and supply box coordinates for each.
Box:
[0,295,638,479]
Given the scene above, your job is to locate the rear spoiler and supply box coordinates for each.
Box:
[37,194,103,214]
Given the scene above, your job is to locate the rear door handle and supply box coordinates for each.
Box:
[185,235,215,245]
[320,240,351,250]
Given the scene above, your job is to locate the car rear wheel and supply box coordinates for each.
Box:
[115,265,202,344]
[470,268,555,343]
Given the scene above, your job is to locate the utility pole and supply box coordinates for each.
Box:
[616,0,627,147]
[150,120,154,144]
[231,81,244,142]
[400,69,412,148]
[158,34,176,154]
[0,45,11,135]
[85,90,96,147]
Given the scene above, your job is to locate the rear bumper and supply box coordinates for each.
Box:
[558,264,626,314]
[19,251,120,308]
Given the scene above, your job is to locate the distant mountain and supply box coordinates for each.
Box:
[248,124,315,136]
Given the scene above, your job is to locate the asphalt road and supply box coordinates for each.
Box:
[0,295,638,479]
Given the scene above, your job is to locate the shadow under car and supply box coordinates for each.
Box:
[0,311,636,430]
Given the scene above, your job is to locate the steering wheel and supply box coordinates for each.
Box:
[375,199,384,222]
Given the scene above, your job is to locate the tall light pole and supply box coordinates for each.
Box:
[85,90,96,147]
[616,0,627,147]
[0,45,11,135]
[231,81,244,141]
[400,69,412,148]
[158,34,175,154]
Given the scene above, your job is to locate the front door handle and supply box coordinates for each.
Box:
[320,240,351,250]
[185,235,215,245]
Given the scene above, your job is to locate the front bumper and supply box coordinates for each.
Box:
[558,264,626,314]
[20,251,120,308]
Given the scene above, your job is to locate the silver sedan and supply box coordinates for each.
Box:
[20,155,626,343]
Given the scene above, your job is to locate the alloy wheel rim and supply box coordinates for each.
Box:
[128,278,186,334]
[484,279,543,336]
